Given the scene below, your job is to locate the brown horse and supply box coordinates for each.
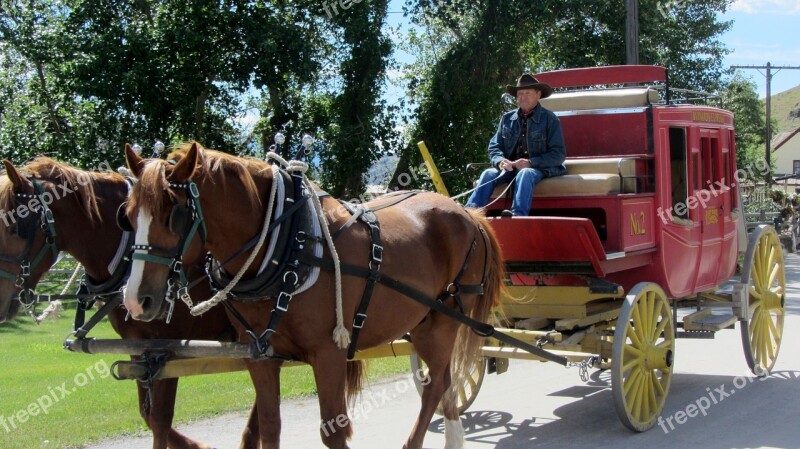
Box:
[122,142,505,449]
[0,158,258,449]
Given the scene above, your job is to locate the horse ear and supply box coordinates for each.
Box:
[3,160,33,191]
[125,144,146,178]
[168,142,200,183]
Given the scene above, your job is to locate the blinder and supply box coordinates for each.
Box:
[11,212,39,240]
[116,202,134,232]
[168,204,192,235]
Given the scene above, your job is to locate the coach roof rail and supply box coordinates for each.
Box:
[535,65,667,89]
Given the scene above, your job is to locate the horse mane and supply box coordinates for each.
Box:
[0,157,118,223]
[132,142,265,218]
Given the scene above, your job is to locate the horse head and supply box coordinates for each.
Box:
[0,160,69,322]
[122,141,271,321]
[123,142,211,321]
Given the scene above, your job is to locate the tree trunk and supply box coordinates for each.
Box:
[34,60,63,139]
[194,82,210,139]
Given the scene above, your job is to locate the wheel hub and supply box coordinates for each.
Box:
[643,345,673,371]
[763,290,783,311]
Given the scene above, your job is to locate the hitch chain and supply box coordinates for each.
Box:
[567,357,597,382]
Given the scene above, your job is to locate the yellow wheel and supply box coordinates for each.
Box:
[741,225,785,375]
[410,353,485,415]
[612,282,674,432]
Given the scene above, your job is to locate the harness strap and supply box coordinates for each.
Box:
[72,295,122,340]
[438,238,478,315]
[220,301,296,361]
[346,211,383,359]
[298,253,568,366]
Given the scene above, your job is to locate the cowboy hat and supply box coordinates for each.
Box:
[506,73,553,98]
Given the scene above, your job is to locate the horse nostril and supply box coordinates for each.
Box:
[140,295,152,309]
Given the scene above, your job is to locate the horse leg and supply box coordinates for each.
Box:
[310,352,351,449]
[404,318,463,449]
[246,359,283,449]
[238,402,259,449]
[135,378,213,449]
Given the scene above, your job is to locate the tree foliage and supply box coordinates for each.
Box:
[0,0,397,192]
[391,0,734,193]
[720,73,773,182]
[0,0,771,200]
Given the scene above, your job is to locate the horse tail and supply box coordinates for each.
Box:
[447,208,506,410]
[345,360,366,404]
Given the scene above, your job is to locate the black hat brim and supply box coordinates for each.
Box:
[506,83,553,98]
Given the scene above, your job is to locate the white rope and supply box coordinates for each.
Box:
[61,261,83,296]
[189,163,281,316]
[449,169,515,209]
[266,152,350,349]
[480,178,516,210]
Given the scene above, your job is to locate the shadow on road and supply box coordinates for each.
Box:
[428,368,800,449]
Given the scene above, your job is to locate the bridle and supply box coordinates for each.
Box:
[118,180,207,322]
[0,177,59,309]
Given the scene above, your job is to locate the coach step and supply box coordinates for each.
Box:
[682,309,737,332]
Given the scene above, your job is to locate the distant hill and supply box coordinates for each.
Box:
[771,84,800,134]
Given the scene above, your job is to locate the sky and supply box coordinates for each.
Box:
[723,0,800,96]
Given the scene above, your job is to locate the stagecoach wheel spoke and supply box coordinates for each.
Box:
[409,353,486,416]
[741,225,785,375]
[612,282,674,432]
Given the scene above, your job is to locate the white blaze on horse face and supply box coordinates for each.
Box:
[123,210,152,318]
[444,418,465,449]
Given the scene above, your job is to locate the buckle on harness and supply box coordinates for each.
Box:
[371,244,383,263]
[353,313,367,329]
[172,260,183,273]
[188,182,200,198]
[283,271,299,286]
[276,291,292,312]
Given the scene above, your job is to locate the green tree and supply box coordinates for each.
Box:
[720,73,772,182]
[391,0,734,193]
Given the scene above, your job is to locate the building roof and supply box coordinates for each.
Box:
[772,126,800,151]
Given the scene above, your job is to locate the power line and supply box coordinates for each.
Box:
[731,63,800,184]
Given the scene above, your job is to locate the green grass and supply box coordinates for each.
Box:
[0,307,410,449]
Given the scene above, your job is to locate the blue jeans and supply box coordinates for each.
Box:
[465,168,545,216]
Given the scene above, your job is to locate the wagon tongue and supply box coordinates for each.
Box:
[489,216,606,277]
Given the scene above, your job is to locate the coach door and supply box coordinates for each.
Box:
[692,128,727,289]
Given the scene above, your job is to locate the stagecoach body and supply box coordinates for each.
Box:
[488,65,740,297]
[466,65,785,431]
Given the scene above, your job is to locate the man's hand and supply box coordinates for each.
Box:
[513,159,532,169]
[498,159,514,171]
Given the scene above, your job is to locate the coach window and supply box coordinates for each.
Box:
[669,127,689,219]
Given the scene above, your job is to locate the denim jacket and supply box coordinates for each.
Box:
[488,104,567,177]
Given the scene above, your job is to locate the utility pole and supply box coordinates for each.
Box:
[731,63,800,184]
[626,0,639,64]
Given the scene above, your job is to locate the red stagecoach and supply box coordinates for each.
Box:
[418,65,784,431]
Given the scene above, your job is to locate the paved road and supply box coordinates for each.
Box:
[89,254,800,449]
